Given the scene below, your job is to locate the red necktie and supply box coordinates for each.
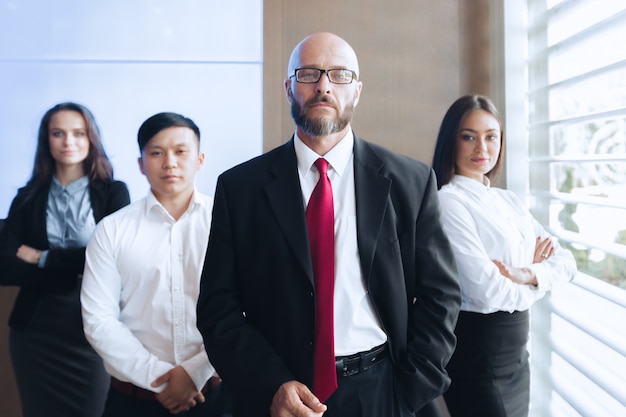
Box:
[306,158,337,402]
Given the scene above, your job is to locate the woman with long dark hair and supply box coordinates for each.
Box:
[432,95,576,417]
[0,102,130,416]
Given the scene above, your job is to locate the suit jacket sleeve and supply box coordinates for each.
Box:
[197,174,296,414]
[395,169,461,411]
[0,180,130,288]
[351,139,460,412]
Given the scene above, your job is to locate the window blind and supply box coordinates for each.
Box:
[523,0,626,415]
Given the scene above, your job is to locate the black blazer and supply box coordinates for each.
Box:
[198,136,461,416]
[0,179,130,330]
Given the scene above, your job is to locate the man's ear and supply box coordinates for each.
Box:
[353,81,363,107]
[197,152,205,171]
[284,79,294,103]
[138,156,145,175]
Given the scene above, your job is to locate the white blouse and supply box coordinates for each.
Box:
[438,175,576,313]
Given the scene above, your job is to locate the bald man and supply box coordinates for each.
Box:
[197,32,461,417]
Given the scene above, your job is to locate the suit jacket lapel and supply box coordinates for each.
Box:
[264,139,314,283]
[353,136,392,284]
[262,136,391,285]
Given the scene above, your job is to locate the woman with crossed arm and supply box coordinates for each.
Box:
[0,102,130,417]
[431,95,576,417]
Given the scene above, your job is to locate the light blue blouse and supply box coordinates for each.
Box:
[39,176,95,267]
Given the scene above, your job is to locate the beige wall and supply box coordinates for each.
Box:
[264,0,490,163]
[0,1,491,415]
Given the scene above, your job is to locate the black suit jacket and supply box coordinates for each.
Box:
[197,136,461,416]
[0,179,129,330]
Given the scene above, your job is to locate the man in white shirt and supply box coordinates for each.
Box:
[81,112,229,416]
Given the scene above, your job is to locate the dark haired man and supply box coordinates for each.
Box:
[82,112,229,416]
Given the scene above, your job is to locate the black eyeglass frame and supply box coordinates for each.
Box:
[290,68,358,84]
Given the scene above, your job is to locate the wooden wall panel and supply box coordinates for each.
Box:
[263,0,487,164]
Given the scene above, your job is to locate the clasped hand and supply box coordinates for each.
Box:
[151,365,205,414]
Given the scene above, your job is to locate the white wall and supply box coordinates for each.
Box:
[0,1,263,214]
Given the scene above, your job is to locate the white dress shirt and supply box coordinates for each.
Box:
[294,131,387,356]
[81,190,215,392]
[438,175,576,314]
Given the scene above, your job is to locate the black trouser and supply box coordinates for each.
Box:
[101,380,232,417]
[324,357,441,417]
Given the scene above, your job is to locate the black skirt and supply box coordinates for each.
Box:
[9,286,109,417]
[443,310,530,417]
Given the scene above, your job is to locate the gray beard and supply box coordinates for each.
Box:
[291,99,354,137]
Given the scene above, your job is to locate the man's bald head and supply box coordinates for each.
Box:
[287,32,360,79]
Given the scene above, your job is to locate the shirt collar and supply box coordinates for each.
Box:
[450,174,492,194]
[145,188,205,216]
[50,175,89,197]
[294,130,354,179]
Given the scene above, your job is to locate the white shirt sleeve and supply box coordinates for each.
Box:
[527,215,577,293]
[179,351,213,391]
[81,220,172,391]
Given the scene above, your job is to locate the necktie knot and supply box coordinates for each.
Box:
[315,158,329,177]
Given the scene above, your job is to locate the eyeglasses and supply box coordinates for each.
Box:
[290,68,357,84]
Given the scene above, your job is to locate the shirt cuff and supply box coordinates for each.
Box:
[180,352,216,391]
[38,250,49,268]
[528,263,549,292]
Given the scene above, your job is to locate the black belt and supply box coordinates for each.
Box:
[335,343,388,378]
